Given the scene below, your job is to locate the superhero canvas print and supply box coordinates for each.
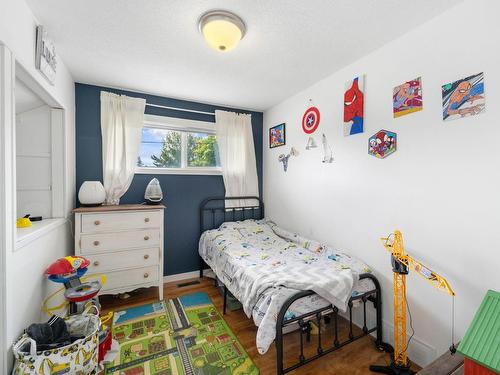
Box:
[368,130,397,159]
[442,72,485,121]
[344,75,365,136]
[269,123,285,148]
[393,77,423,118]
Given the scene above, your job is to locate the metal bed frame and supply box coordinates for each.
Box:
[199,196,391,375]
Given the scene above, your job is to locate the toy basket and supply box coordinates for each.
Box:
[12,312,100,375]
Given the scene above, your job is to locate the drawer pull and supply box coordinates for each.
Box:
[144,272,149,278]
[144,217,150,223]
[94,220,100,226]
[144,235,150,241]
[93,261,100,267]
[93,240,100,246]
[144,254,150,260]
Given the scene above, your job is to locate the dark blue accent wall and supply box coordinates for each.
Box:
[75,83,263,276]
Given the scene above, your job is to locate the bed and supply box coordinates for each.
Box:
[199,196,390,374]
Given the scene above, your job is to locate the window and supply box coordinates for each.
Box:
[136,115,221,175]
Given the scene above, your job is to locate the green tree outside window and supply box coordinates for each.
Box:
[188,134,218,167]
[145,131,219,168]
[150,131,181,167]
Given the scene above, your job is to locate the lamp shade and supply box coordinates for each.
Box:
[199,10,246,52]
[78,181,106,206]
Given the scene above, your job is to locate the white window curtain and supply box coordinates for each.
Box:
[100,91,146,205]
[215,110,259,208]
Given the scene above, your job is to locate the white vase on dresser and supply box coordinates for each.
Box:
[73,204,165,300]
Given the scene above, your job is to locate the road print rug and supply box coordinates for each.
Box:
[104,292,259,375]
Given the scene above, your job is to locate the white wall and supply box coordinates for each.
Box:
[0,0,75,370]
[0,0,75,216]
[263,0,500,366]
[16,106,53,218]
[7,223,71,344]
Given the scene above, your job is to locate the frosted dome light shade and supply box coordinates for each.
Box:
[199,10,246,52]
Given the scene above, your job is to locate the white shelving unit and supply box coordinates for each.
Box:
[14,79,65,247]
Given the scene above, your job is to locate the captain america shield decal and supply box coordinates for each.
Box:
[302,106,320,134]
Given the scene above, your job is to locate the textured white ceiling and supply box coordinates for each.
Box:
[26,0,460,110]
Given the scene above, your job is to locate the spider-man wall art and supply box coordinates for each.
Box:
[442,72,485,121]
[344,75,365,136]
[393,77,423,118]
[368,129,397,159]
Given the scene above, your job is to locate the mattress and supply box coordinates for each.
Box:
[199,219,376,353]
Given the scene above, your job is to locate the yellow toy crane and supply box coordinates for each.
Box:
[370,230,456,375]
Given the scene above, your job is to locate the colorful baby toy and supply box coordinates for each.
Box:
[45,256,105,314]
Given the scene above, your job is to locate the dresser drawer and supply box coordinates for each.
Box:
[81,210,162,233]
[79,229,160,254]
[87,248,159,273]
[98,266,159,292]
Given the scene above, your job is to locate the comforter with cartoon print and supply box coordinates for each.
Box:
[199,219,373,354]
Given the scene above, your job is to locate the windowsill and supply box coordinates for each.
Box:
[136,167,222,176]
[16,218,67,251]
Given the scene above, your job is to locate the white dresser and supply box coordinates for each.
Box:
[73,204,165,300]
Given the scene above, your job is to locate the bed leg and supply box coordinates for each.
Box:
[276,320,284,375]
[223,285,228,315]
[376,290,383,348]
[199,256,204,278]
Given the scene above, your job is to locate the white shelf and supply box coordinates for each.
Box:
[16,153,51,158]
[17,186,52,191]
[16,218,67,250]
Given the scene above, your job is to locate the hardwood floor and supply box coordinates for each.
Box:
[101,277,420,375]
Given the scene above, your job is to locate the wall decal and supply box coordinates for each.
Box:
[269,123,286,148]
[393,77,423,118]
[322,134,334,163]
[442,72,485,121]
[305,137,317,150]
[278,147,299,172]
[344,75,365,136]
[302,106,320,134]
[368,130,397,159]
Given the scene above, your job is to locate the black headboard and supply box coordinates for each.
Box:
[199,196,264,277]
[199,196,264,235]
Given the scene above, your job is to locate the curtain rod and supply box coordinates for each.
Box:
[146,102,215,116]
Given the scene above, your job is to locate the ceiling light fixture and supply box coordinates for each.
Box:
[198,10,246,52]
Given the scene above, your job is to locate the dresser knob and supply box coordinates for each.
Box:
[144,235,150,241]
[144,254,150,260]
[93,261,100,267]
[144,217,150,223]
[144,273,149,278]
[94,220,100,226]
[93,240,100,246]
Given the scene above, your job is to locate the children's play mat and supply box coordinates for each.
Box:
[104,292,259,375]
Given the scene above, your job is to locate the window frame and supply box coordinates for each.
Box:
[136,114,222,176]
